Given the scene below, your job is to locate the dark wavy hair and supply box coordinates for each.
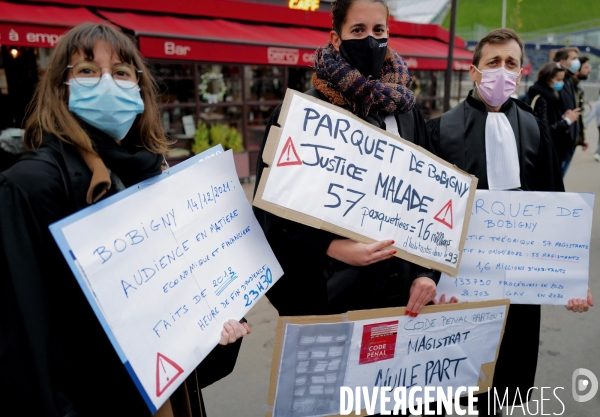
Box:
[331,0,389,35]
[537,62,565,84]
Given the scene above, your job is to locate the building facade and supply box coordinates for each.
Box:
[0,0,473,172]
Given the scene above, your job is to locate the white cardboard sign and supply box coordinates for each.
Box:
[436,191,594,304]
[50,149,283,413]
[254,89,478,276]
[268,301,509,417]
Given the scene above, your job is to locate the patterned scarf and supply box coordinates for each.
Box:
[312,43,415,117]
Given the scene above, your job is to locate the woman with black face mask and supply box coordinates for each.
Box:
[253,2,445,414]
[254,0,445,376]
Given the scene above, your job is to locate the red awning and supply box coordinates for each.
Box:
[388,38,473,71]
[0,1,106,48]
[99,10,472,70]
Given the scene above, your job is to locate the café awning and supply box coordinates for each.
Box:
[0,1,106,48]
[99,10,473,70]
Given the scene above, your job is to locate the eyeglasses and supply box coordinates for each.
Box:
[66,61,142,89]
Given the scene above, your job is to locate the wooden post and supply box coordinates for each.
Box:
[444,0,458,112]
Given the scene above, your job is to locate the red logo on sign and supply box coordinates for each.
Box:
[359,320,398,365]
[434,200,453,229]
[276,137,302,167]
[156,352,184,397]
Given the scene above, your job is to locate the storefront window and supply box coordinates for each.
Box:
[152,63,196,105]
[245,65,284,101]
[161,106,197,139]
[152,61,318,171]
[246,103,278,150]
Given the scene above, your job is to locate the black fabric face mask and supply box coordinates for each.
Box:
[339,36,388,78]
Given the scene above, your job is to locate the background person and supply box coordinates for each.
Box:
[0,23,248,417]
[573,56,591,152]
[585,89,600,161]
[553,47,582,176]
[526,62,577,169]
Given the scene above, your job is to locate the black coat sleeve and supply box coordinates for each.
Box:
[194,337,243,389]
[425,117,442,157]
[252,106,338,258]
[532,96,571,145]
[535,119,566,192]
[0,176,58,416]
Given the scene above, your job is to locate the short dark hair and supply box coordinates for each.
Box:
[580,56,590,65]
[553,47,579,62]
[331,0,389,35]
[537,62,565,84]
[472,28,524,67]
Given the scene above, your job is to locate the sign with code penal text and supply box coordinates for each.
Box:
[253,89,478,276]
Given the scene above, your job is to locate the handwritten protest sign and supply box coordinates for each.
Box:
[267,300,509,417]
[254,89,478,276]
[436,191,594,305]
[50,149,283,413]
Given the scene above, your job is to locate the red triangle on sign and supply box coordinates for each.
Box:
[155,352,184,397]
[434,200,453,229]
[276,137,303,167]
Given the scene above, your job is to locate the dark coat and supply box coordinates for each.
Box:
[527,81,573,164]
[252,88,440,317]
[427,92,564,404]
[557,70,579,147]
[0,134,241,416]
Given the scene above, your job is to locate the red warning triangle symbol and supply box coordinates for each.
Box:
[276,136,302,167]
[434,200,453,229]
[155,352,184,397]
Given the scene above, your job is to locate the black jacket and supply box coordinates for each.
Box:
[0,133,241,416]
[252,88,440,317]
[557,69,579,147]
[527,81,573,164]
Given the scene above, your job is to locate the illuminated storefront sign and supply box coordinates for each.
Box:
[288,0,320,12]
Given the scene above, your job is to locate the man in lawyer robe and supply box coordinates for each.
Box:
[427,29,565,417]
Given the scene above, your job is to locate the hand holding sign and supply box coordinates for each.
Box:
[220,319,251,345]
[325,238,396,266]
[406,277,438,316]
[565,287,594,313]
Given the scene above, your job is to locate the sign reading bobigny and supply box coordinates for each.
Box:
[436,190,593,304]
[50,150,283,413]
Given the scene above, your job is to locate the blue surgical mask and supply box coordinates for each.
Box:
[569,58,581,73]
[553,81,564,92]
[67,73,144,139]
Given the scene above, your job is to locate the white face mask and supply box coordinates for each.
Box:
[66,73,144,139]
[473,65,521,107]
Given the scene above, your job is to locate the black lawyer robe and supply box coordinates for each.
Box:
[0,134,241,416]
[252,88,440,317]
[427,91,564,405]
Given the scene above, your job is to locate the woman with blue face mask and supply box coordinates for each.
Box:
[0,23,248,416]
[526,62,580,170]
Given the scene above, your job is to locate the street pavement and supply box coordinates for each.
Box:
[203,124,600,416]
